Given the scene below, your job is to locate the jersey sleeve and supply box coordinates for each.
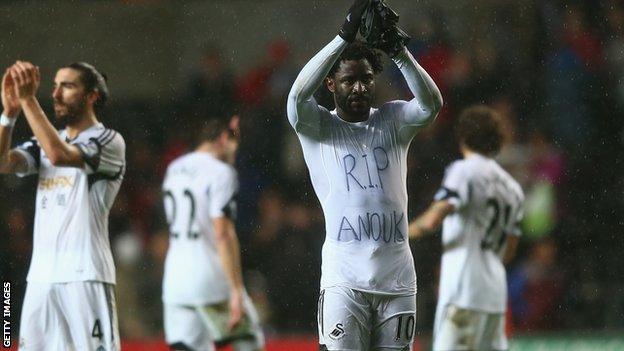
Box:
[388,48,443,141]
[287,35,347,138]
[209,168,239,220]
[75,130,125,178]
[434,161,471,210]
[13,137,41,177]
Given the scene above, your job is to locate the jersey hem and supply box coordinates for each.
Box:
[26,278,116,285]
[441,301,506,315]
[320,283,416,296]
[162,295,231,307]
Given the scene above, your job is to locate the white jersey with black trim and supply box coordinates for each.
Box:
[436,154,524,313]
[287,36,441,295]
[161,152,239,305]
[14,123,125,284]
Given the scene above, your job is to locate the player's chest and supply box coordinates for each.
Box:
[324,119,398,152]
[36,160,85,208]
[319,135,402,193]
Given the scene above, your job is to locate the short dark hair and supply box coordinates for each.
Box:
[196,118,236,144]
[327,41,383,77]
[455,105,503,156]
[64,62,109,109]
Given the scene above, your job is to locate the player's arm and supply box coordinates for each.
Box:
[408,200,455,239]
[286,0,368,132]
[9,61,84,168]
[503,192,524,264]
[391,47,443,128]
[410,162,468,239]
[0,148,29,174]
[503,234,519,264]
[0,69,30,174]
[209,168,246,330]
[213,216,245,330]
[286,37,346,133]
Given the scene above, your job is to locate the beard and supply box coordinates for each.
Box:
[335,91,372,117]
[54,100,87,126]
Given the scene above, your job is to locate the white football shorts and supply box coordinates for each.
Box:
[19,281,119,351]
[318,286,416,351]
[164,293,264,351]
[433,304,507,351]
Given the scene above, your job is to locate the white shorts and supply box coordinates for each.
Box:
[19,281,119,351]
[318,287,416,351]
[433,304,507,351]
[164,293,264,351]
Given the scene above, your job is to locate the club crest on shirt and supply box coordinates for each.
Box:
[328,323,345,340]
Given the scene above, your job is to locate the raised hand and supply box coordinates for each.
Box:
[2,69,21,117]
[9,61,40,100]
[339,0,371,42]
[360,0,410,57]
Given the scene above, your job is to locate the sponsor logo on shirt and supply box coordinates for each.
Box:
[38,176,75,190]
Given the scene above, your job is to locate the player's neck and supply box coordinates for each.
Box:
[336,106,369,123]
[66,113,99,140]
[461,146,480,159]
[196,143,232,164]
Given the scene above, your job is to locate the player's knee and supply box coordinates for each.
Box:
[169,342,194,351]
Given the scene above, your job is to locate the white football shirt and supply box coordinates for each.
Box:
[287,36,441,295]
[161,152,238,305]
[15,123,126,284]
[436,153,524,313]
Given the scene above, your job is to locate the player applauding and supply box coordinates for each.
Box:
[1,61,125,350]
[287,1,443,349]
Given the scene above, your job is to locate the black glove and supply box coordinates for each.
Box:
[339,0,371,42]
[360,0,410,57]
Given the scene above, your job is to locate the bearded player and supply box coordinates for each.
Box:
[287,0,443,349]
[0,61,124,350]
[409,105,524,351]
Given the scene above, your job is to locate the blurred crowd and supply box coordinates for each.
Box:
[1,0,623,340]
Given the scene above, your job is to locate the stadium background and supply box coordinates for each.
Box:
[0,0,623,350]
